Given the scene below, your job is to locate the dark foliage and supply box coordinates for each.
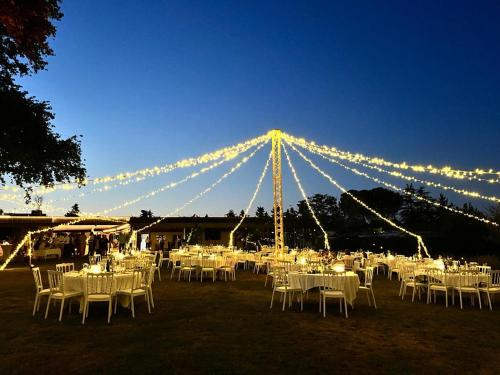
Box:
[0,0,86,200]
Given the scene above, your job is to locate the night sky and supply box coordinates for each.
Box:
[13,0,500,216]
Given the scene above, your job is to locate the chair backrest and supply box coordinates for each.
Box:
[487,270,500,288]
[32,267,44,291]
[202,256,216,269]
[477,265,491,274]
[279,260,292,272]
[47,270,64,294]
[364,266,374,287]
[180,255,192,267]
[86,273,113,296]
[427,269,446,286]
[322,270,346,291]
[458,271,479,289]
[272,266,287,287]
[56,263,74,273]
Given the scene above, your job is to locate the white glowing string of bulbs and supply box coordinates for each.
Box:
[93,142,266,216]
[323,150,500,204]
[297,143,500,227]
[228,151,272,248]
[283,132,500,184]
[0,215,128,271]
[0,133,270,195]
[131,139,269,238]
[286,141,430,258]
[40,139,262,208]
[282,144,330,250]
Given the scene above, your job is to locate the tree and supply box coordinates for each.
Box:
[65,203,80,217]
[0,0,86,200]
[139,209,153,218]
[225,209,235,218]
[255,206,267,218]
[239,209,246,218]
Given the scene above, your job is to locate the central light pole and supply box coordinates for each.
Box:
[270,129,285,255]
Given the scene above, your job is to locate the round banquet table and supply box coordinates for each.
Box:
[63,271,136,310]
[288,271,360,306]
[414,270,489,288]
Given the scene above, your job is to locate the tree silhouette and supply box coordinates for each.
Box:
[139,209,153,218]
[225,209,236,218]
[0,0,85,200]
[65,203,80,217]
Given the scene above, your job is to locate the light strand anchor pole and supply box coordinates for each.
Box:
[271,129,285,256]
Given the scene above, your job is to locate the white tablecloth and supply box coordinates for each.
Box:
[64,271,136,308]
[288,271,360,305]
[414,270,489,288]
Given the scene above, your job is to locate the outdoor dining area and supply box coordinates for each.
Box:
[32,250,159,324]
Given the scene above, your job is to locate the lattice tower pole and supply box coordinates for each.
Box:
[271,129,285,256]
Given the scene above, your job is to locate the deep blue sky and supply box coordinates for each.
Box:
[13,0,500,215]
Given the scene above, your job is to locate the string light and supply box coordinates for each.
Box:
[282,143,330,250]
[309,148,500,227]
[283,132,500,184]
[0,133,270,195]
[299,144,500,205]
[131,139,269,237]
[229,151,272,248]
[93,142,267,215]
[286,140,430,258]
[0,215,127,271]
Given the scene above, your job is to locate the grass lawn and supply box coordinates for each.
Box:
[0,259,499,374]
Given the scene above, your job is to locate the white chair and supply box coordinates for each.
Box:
[426,269,452,307]
[170,255,182,279]
[115,269,150,317]
[32,267,50,316]
[143,265,156,309]
[200,256,216,282]
[155,251,165,281]
[479,270,500,310]
[319,270,348,318]
[269,266,303,311]
[359,266,377,308]
[82,272,114,324]
[56,263,75,273]
[253,253,266,274]
[455,271,482,310]
[401,266,426,302]
[45,270,82,321]
[178,255,196,282]
[217,256,236,281]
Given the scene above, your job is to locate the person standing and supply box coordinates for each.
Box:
[100,235,109,256]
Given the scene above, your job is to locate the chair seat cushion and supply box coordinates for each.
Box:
[275,286,301,292]
[479,286,500,292]
[87,294,113,301]
[51,291,82,298]
[430,285,449,291]
[321,290,344,297]
[117,288,146,296]
[38,289,51,295]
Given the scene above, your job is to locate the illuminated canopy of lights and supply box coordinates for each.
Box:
[0,133,269,195]
[93,142,267,216]
[229,151,272,248]
[298,144,500,227]
[285,140,430,258]
[282,143,330,250]
[283,132,500,184]
[131,139,269,236]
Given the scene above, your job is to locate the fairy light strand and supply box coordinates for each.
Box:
[286,140,430,258]
[310,148,500,227]
[282,143,330,250]
[283,132,500,184]
[93,142,266,216]
[131,139,269,237]
[0,215,128,271]
[229,151,272,248]
[326,150,500,204]
[0,133,270,195]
